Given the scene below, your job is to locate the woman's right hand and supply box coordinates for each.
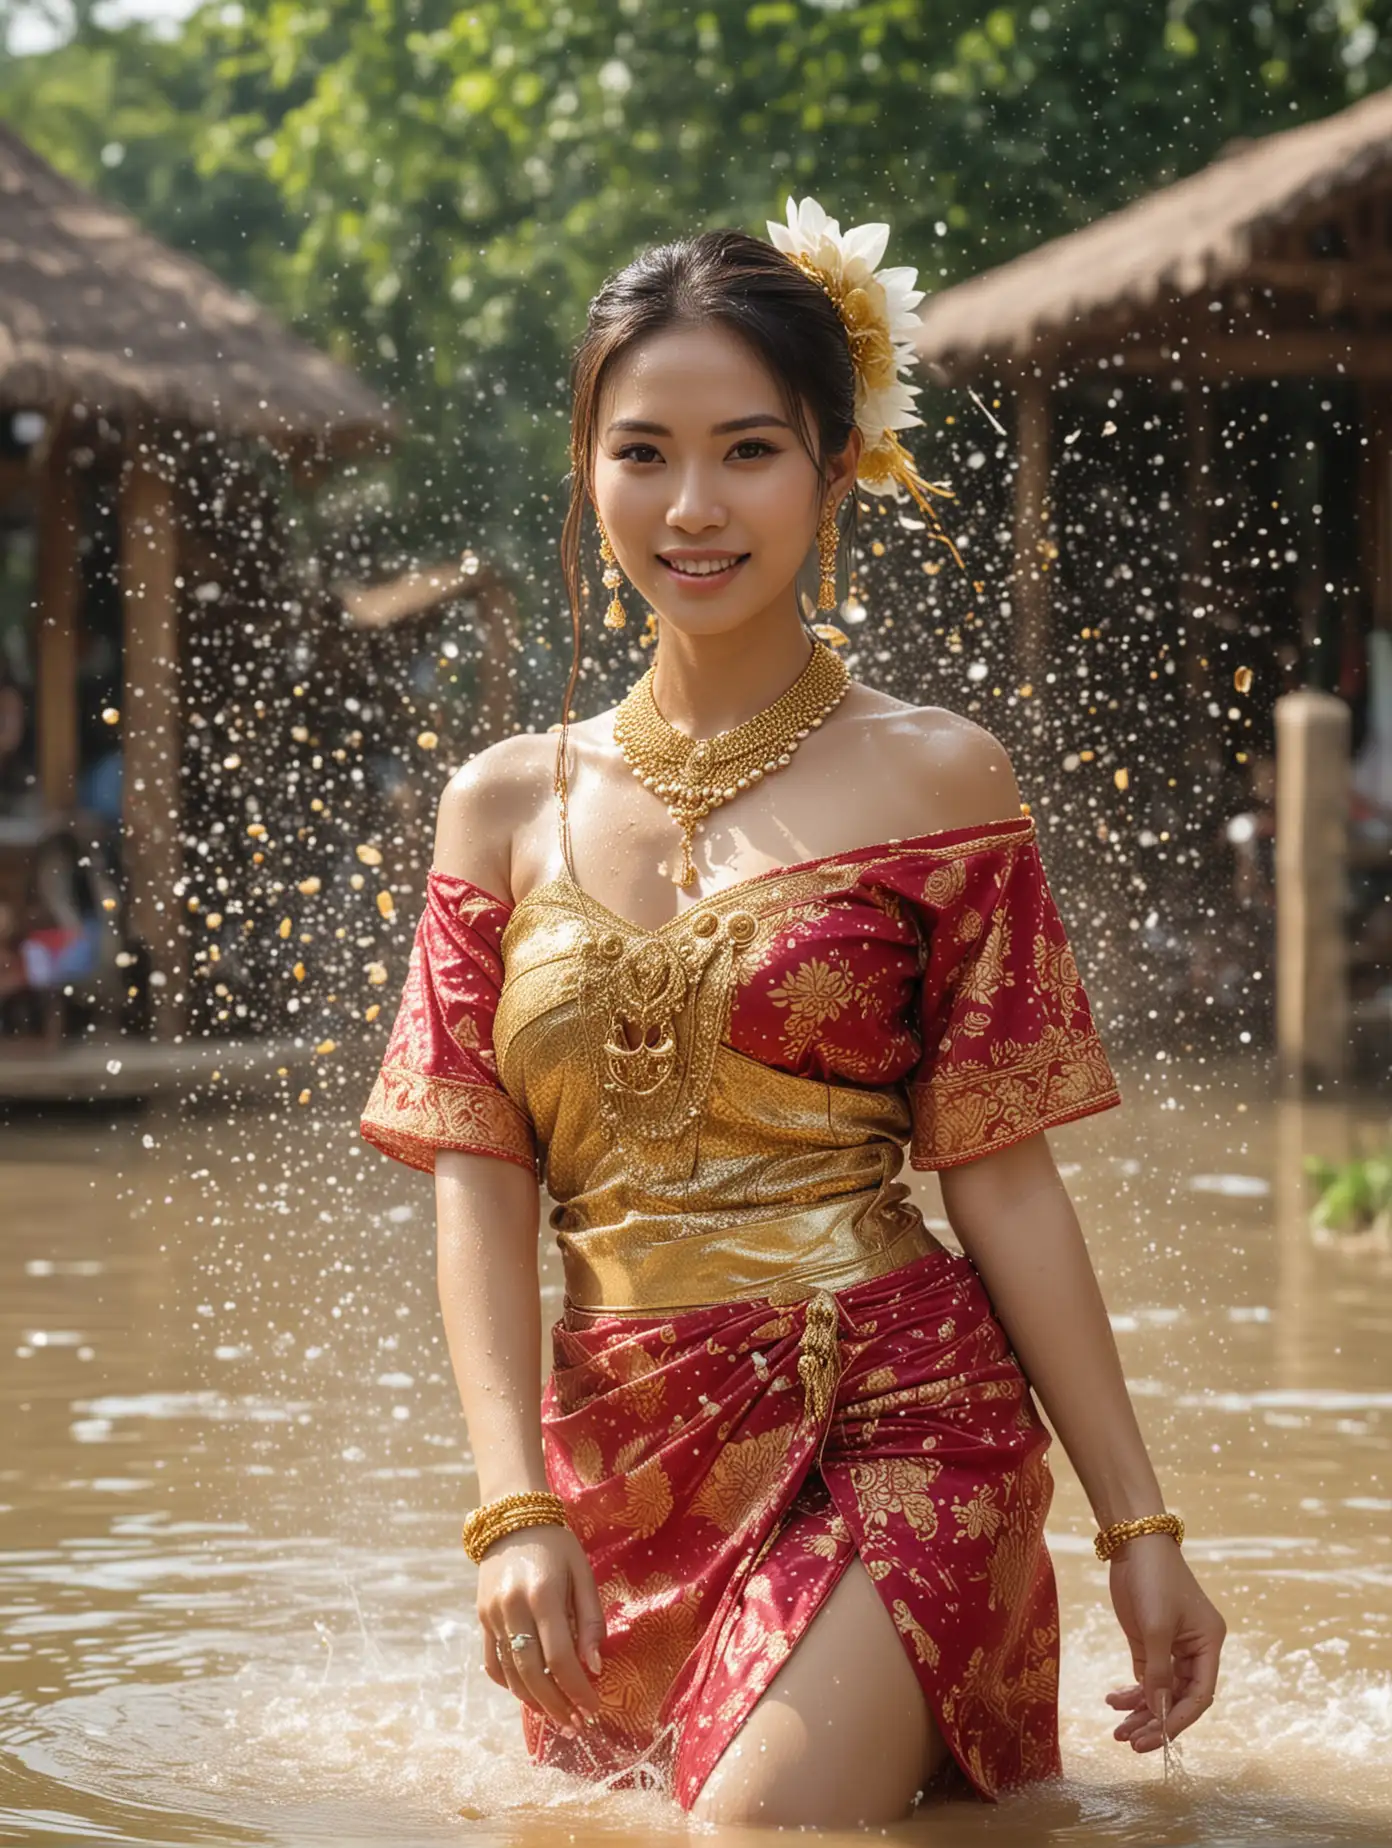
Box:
[478,1523,607,1735]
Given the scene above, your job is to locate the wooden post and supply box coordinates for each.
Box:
[34,420,81,812]
[1013,371,1051,689]
[1182,383,1213,771]
[476,575,519,744]
[1274,688,1351,1091]
[120,443,185,1039]
[1358,383,1391,629]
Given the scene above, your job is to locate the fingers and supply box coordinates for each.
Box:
[1129,1632,1223,1749]
[1140,1627,1174,1727]
[501,1607,581,1734]
[570,1556,608,1680]
[481,1626,508,1691]
[534,1593,600,1720]
[491,1621,543,1717]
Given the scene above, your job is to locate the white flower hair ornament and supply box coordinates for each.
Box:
[766,195,962,569]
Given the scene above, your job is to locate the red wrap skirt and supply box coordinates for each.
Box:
[522,1245,1063,1806]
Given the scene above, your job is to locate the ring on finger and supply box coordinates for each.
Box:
[508,1630,539,1654]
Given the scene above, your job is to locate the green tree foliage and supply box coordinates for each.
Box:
[4,0,1391,580]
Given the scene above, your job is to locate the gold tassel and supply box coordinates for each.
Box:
[797,1291,842,1428]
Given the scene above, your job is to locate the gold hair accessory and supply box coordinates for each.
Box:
[461,1489,570,1564]
[597,519,627,629]
[766,197,962,570]
[610,636,849,888]
[1094,1512,1185,1562]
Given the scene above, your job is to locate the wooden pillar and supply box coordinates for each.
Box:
[1182,383,1214,771]
[121,443,185,1039]
[476,575,519,744]
[1358,383,1391,629]
[1013,371,1052,688]
[34,420,81,812]
[1274,688,1351,1092]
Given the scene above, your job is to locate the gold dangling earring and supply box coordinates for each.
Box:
[597,518,627,630]
[816,502,840,610]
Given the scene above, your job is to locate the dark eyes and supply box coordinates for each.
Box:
[615,439,778,464]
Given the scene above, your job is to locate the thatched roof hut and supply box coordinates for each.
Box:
[0,125,397,1041]
[912,86,1392,1091]
[915,86,1392,380]
[0,123,392,456]
[912,86,1392,692]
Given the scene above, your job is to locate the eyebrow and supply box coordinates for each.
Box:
[604,414,793,438]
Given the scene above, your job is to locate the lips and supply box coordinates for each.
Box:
[658,553,751,583]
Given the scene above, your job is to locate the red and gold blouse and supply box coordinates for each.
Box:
[362,816,1121,1314]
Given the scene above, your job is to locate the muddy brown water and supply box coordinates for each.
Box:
[1,1054,1390,1846]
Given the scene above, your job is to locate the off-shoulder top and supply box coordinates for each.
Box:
[361,816,1121,1311]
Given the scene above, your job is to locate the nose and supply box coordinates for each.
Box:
[665,466,727,535]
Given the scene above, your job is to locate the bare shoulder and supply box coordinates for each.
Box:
[842,680,1025,830]
[432,728,555,900]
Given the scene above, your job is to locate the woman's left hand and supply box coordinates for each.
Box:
[1104,1533,1226,1751]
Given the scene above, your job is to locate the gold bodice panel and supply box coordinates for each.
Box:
[493,870,939,1312]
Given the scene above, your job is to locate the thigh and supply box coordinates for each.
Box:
[689,1555,951,1829]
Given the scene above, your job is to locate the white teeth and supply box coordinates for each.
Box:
[665,557,743,577]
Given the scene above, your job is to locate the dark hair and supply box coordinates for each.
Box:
[555,227,859,738]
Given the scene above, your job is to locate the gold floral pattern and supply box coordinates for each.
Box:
[619,1457,674,1537]
[360,870,537,1176]
[892,1598,941,1668]
[691,1425,793,1535]
[360,1065,535,1173]
[953,1487,1005,1542]
[907,839,1121,1170]
[365,825,1102,1810]
[365,823,1120,1277]
[769,953,852,1026]
[567,1432,606,1486]
[849,1457,940,1538]
[529,1250,1063,1807]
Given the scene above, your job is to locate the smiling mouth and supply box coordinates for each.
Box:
[659,554,751,580]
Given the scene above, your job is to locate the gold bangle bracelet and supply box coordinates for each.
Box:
[461,1490,570,1565]
[1094,1512,1184,1562]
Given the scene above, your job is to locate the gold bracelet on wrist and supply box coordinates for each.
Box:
[461,1490,570,1565]
[1094,1511,1185,1562]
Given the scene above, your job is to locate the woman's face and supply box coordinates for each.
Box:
[591,321,859,640]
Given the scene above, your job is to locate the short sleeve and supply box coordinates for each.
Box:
[360,870,538,1177]
[906,830,1121,1170]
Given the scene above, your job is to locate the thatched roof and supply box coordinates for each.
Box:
[0,124,395,450]
[915,86,1392,378]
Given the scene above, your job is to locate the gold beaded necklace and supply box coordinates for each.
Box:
[606,636,851,888]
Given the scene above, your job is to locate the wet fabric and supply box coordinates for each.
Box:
[361,814,1120,1802]
[525,1245,1062,1803]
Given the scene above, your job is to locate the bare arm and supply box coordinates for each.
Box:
[922,717,1225,1750]
[430,739,604,1733]
[435,1152,548,1502]
[909,713,1168,1520]
[940,1137,1164,1526]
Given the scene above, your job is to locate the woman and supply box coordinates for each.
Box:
[362,198,1226,1829]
